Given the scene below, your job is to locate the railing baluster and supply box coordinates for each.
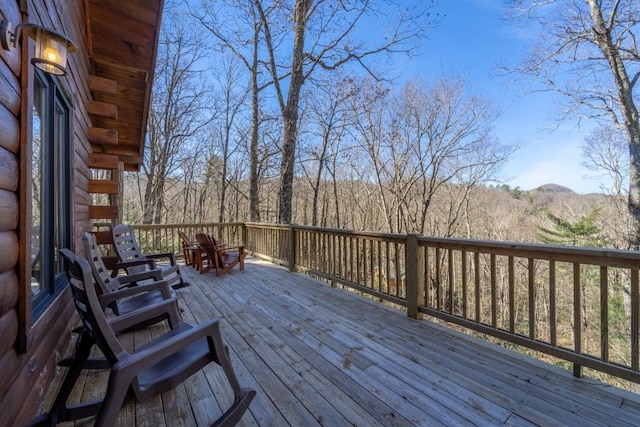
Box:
[435,247,442,311]
[363,239,368,289]
[377,240,382,293]
[491,254,497,328]
[549,260,556,347]
[474,252,480,323]
[461,250,468,319]
[356,238,361,287]
[528,258,535,340]
[574,263,583,377]
[424,246,430,306]
[509,256,515,334]
[371,239,376,292]
[386,242,391,296]
[601,266,609,363]
[632,269,639,371]
[448,249,454,314]
[395,242,400,298]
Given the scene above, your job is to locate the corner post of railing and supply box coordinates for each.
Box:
[406,234,424,319]
[288,224,296,272]
[242,222,248,247]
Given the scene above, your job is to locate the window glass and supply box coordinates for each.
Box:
[31,75,45,295]
[31,71,73,320]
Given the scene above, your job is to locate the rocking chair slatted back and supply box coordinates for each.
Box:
[82,231,177,322]
[60,249,124,364]
[112,224,189,289]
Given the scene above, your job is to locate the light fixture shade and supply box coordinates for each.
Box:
[0,20,77,76]
[31,27,69,75]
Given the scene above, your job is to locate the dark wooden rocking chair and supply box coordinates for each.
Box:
[195,233,245,276]
[178,230,196,267]
[30,249,255,426]
[112,224,189,289]
[82,232,179,327]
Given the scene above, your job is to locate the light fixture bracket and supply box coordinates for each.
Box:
[0,20,15,51]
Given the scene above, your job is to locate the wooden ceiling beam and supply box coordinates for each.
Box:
[88,153,120,169]
[88,75,117,94]
[88,101,117,119]
[89,206,119,221]
[88,127,118,145]
[89,179,119,194]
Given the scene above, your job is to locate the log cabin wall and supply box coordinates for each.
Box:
[0,0,162,422]
[0,0,91,424]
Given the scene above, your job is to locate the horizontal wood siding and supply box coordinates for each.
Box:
[0,291,75,424]
[0,0,91,425]
[0,147,19,191]
[0,0,23,422]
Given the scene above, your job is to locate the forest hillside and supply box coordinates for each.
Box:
[122,173,626,250]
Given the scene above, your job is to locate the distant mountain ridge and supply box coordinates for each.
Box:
[534,183,575,193]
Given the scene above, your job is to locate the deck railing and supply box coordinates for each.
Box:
[132,222,640,384]
[132,222,245,255]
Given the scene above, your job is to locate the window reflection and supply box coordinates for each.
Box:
[31,76,45,294]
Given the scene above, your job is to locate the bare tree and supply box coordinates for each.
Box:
[209,57,250,223]
[582,123,629,197]
[190,0,274,222]
[508,0,640,245]
[582,123,634,247]
[254,0,435,224]
[299,74,355,226]
[142,10,212,224]
[351,76,513,234]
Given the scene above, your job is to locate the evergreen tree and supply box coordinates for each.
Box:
[536,209,602,247]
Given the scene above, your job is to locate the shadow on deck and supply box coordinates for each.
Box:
[42,256,640,426]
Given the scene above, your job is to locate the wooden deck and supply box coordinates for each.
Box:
[42,257,640,426]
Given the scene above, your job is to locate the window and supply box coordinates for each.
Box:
[30,70,73,320]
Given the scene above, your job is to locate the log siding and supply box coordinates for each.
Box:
[0,1,90,424]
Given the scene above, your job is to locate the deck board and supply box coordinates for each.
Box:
[42,257,640,426]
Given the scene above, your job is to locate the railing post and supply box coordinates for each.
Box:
[406,234,424,319]
[242,223,248,247]
[288,224,296,272]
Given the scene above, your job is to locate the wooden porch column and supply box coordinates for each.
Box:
[406,234,424,319]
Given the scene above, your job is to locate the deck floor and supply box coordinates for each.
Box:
[43,257,640,426]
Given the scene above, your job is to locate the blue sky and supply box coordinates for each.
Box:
[392,0,606,194]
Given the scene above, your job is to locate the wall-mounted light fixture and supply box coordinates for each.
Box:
[1,20,77,76]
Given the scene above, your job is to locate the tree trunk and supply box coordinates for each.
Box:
[311,131,329,226]
[249,24,261,222]
[627,132,640,247]
[142,171,156,225]
[587,0,640,247]
[277,0,309,224]
[278,123,296,224]
[249,80,260,221]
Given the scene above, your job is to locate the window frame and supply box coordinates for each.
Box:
[29,69,74,321]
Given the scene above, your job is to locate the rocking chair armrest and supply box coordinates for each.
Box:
[114,268,164,287]
[99,279,172,307]
[111,259,157,277]
[108,298,181,334]
[117,319,221,372]
[144,252,178,265]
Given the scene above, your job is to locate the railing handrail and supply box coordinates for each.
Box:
[418,235,640,268]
